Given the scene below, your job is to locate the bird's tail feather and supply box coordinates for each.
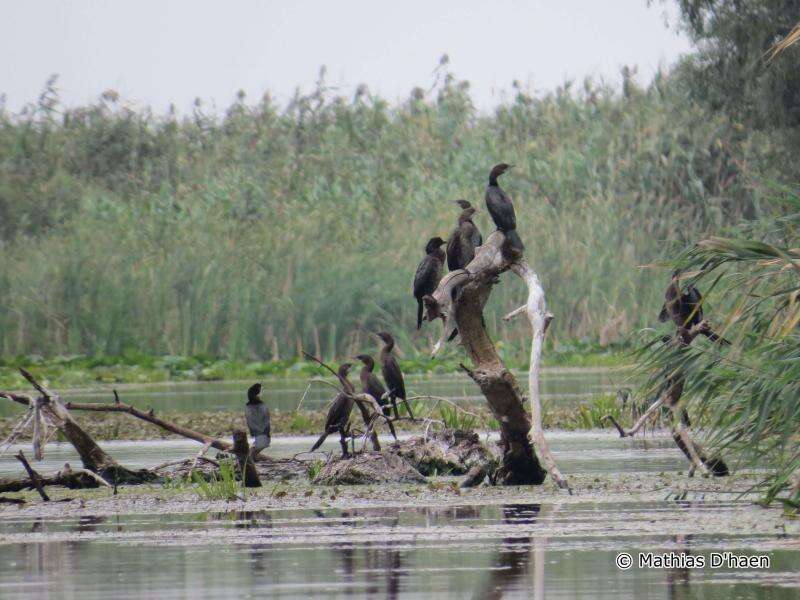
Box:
[310,431,329,452]
[416,298,423,329]
[504,229,525,253]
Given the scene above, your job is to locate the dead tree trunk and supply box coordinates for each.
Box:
[425,232,556,486]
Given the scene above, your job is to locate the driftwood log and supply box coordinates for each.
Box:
[0,370,154,484]
[15,451,49,501]
[424,231,566,488]
[64,390,233,451]
[0,462,110,494]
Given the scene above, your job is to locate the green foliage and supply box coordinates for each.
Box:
[661,0,800,136]
[0,63,782,363]
[636,187,800,504]
[573,394,621,429]
[437,404,477,430]
[190,459,241,501]
[288,412,314,432]
[306,459,324,481]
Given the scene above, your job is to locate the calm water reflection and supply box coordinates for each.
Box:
[0,503,797,599]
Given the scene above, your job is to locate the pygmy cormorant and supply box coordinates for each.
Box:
[376,331,415,421]
[659,271,729,344]
[447,201,483,270]
[412,236,446,329]
[355,353,398,440]
[245,383,271,455]
[485,163,524,254]
[310,363,355,456]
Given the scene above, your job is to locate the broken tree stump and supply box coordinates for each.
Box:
[232,430,262,488]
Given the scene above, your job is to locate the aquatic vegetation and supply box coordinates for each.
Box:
[437,404,477,431]
[190,459,240,501]
[0,351,626,389]
[288,412,315,433]
[305,459,325,481]
[573,394,621,429]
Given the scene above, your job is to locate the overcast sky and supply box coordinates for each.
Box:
[1,0,692,114]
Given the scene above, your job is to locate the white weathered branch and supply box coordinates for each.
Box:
[510,260,570,492]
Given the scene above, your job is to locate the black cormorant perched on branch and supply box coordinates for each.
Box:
[659,271,730,344]
[412,236,446,329]
[310,363,355,456]
[376,331,415,421]
[485,163,524,254]
[355,353,398,440]
[245,383,271,455]
[447,200,483,270]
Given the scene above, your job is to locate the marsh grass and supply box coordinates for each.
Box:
[190,459,241,501]
[0,65,780,364]
[437,404,477,431]
[306,459,325,481]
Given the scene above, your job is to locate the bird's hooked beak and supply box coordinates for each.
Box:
[508,164,515,169]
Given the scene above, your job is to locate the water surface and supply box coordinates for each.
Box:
[0,367,628,417]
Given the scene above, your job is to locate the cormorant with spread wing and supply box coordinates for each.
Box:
[412,236,446,329]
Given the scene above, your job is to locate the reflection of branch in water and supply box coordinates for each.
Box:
[75,515,106,534]
[473,504,541,600]
[328,508,406,598]
[667,534,693,600]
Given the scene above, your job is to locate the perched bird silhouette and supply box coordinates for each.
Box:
[413,236,446,329]
[447,200,483,270]
[310,363,355,456]
[485,163,524,255]
[659,271,730,344]
[244,383,271,455]
[355,353,398,440]
[376,331,415,421]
